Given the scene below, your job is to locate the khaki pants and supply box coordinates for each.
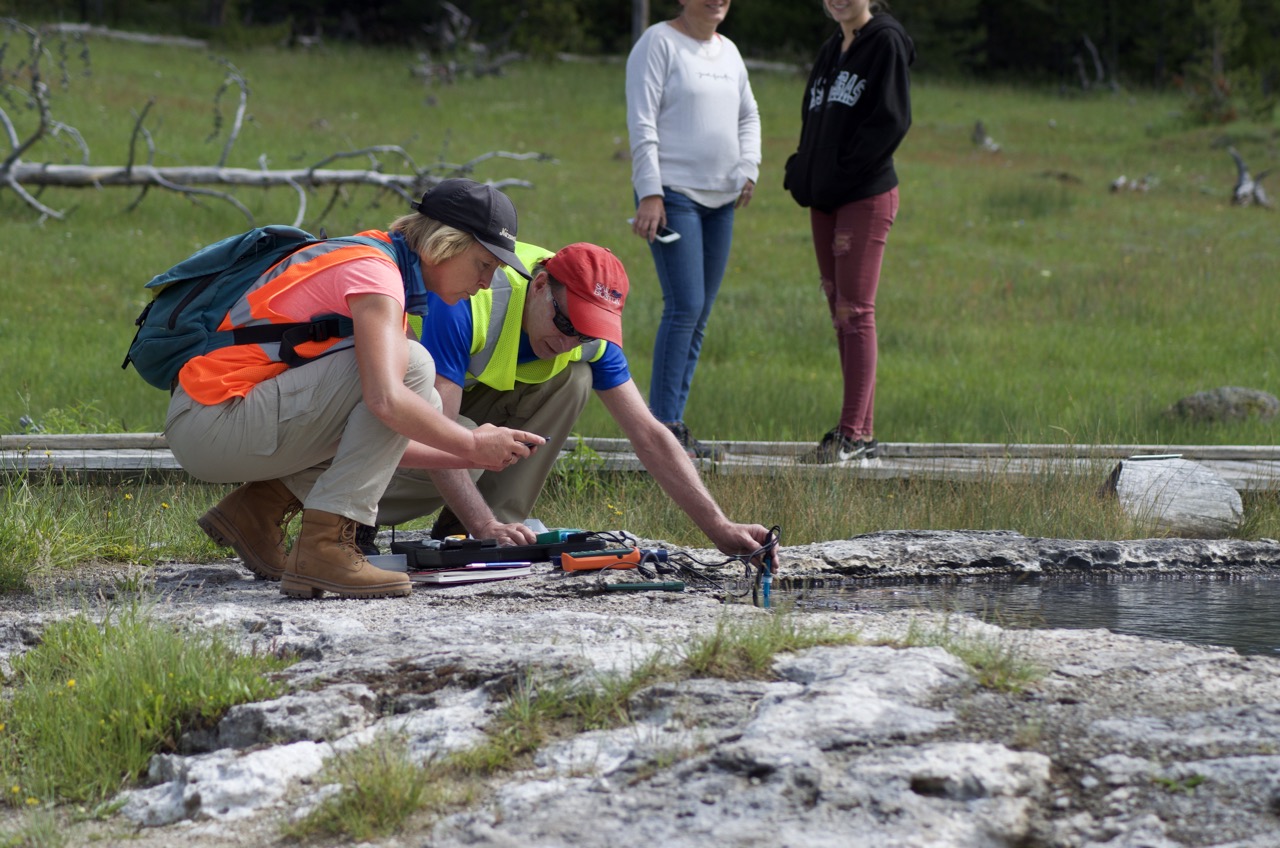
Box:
[376,362,593,526]
[165,343,441,526]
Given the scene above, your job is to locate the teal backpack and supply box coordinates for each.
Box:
[123,225,359,391]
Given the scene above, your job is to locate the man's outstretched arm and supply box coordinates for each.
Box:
[596,379,777,564]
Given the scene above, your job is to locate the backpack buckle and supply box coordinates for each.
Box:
[307,316,342,342]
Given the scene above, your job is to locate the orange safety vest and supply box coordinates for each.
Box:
[180,231,403,404]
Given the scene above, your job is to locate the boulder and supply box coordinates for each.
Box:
[1164,387,1278,422]
[1101,457,1243,537]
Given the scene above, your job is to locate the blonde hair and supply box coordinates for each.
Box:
[388,212,476,265]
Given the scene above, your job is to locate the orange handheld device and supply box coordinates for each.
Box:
[559,548,641,571]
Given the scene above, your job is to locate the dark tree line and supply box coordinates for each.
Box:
[5,0,1277,114]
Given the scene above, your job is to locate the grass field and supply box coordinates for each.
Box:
[2,34,1280,445]
[1,36,1275,449]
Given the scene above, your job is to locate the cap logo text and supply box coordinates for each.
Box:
[594,282,623,303]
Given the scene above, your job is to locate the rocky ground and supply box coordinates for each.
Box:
[2,531,1280,848]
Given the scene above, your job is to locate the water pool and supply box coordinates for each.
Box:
[787,573,1280,656]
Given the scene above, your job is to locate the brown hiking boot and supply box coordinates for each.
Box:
[280,509,412,600]
[197,480,301,581]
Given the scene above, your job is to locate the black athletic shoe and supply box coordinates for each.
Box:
[664,421,725,461]
[355,523,381,556]
[429,507,466,541]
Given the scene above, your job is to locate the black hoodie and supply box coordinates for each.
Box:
[784,14,915,213]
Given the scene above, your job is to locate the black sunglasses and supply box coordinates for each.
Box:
[550,295,598,344]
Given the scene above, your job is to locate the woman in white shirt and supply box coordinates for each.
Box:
[626,0,761,460]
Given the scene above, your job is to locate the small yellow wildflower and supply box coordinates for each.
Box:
[124,493,133,500]
[161,502,171,509]
[25,797,38,806]
[10,785,19,795]
[67,679,76,688]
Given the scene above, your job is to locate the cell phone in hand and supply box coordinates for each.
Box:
[627,218,681,244]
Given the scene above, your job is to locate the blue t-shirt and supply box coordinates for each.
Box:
[418,292,630,391]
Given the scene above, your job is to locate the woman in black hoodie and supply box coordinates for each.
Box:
[784,0,914,463]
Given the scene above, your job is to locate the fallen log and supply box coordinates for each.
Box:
[7,159,547,191]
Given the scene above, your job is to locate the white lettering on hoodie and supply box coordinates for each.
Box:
[828,71,867,108]
[807,71,868,112]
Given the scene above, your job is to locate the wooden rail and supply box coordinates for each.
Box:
[2,434,1277,491]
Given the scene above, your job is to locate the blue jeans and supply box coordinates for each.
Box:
[643,188,736,423]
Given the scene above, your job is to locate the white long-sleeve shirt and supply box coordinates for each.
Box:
[626,22,761,208]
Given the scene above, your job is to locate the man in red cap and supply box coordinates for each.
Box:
[369,241,774,562]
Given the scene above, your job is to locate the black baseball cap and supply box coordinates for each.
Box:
[410,178,530,279]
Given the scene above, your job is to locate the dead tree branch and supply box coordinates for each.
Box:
[0,19,552,228]
[1,18,86,220]
[1082,34,1106,88]
[38,22,206,50]
[1073,34,1119,93]
[209,57,248,168]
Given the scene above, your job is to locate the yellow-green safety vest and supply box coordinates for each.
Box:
[410,242,605,391]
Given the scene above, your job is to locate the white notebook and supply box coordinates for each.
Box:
[410,562,532,585]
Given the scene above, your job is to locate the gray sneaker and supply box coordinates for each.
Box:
[799,429,877,464]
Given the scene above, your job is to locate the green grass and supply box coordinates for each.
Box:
[1,38,1275,446]
[0,474,223,587]
[0,810,67,848]
[0,602,294,805]
[539,456,1250,547]
[678,612,861,680]
[280,734,443,843]
[880,615,1046,693]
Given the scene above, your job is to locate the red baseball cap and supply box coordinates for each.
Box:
[543,243,629,348]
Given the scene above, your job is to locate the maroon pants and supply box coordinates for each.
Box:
[809,187,899,441]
